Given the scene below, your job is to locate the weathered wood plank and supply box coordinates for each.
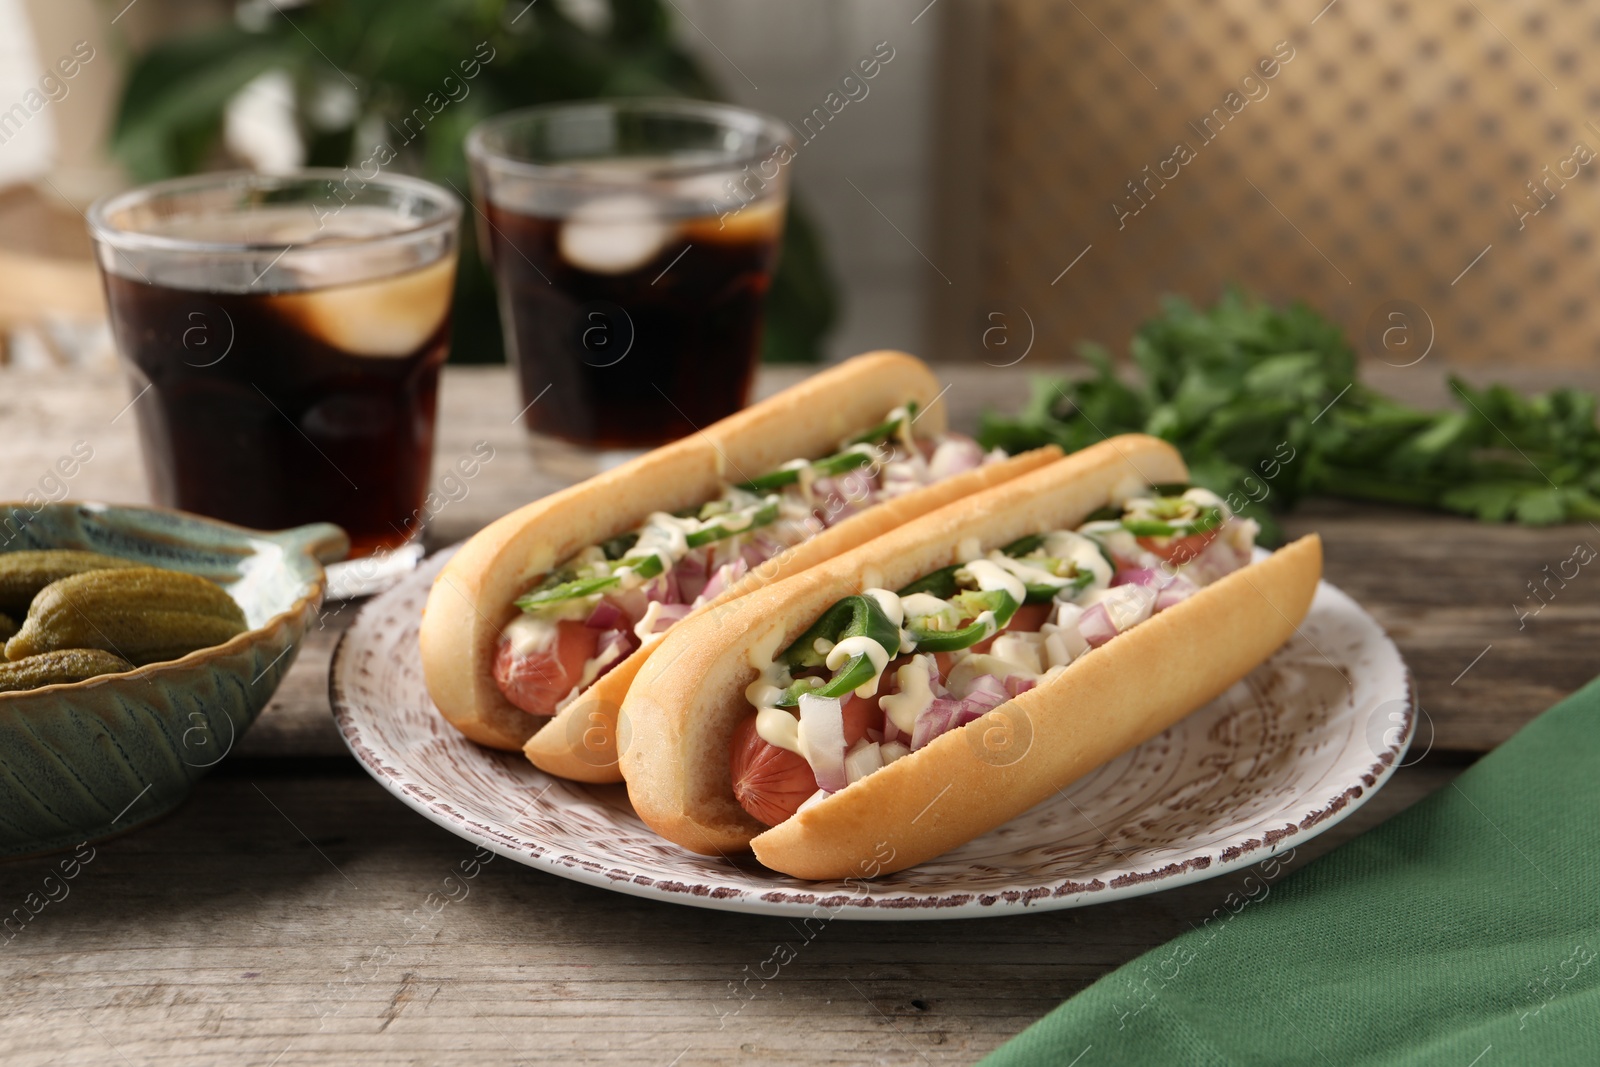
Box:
[0,757,1459,1066]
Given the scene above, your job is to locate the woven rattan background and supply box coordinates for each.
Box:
[977,0,1594,366]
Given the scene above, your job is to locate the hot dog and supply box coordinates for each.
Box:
[618,434,1323,878]
[419,351,1060,783]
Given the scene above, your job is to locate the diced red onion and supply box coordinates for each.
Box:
[880,740,911,764]
[798,693,849,792]
[641,571,681,605]
[912,697,962,751]
[1079,602,1118,648]
[607,588,650,627]
[675,553,708,604]
[811,477,867,525]
[584,599,624,630]
[642,603,692,633]
[1186,538,1252,585]
[928,436,985,481]
[1112,566,1200,612]
[953,681,1008,728]
[844,741,884,784]
[750,534,788,562]
[964,674,1011,709]
[698,558,749,605]
[1103,585,1157,632]
[1004,675,1037,698]
[592,628,640,680]
[881,714,905,746]
[1154,573,1201,611]
[1112,567,1165,588]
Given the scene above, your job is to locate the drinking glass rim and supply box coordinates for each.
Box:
[86,169,462,256]
[465,97,795,182]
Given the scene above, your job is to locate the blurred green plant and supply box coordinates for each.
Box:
[980,288,1600,537]
[108,0,837,363]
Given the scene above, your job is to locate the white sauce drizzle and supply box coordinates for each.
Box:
[625,512,694,571]
[504,615,558,657]
[825,635,893,698]
[990,553,1072,590]
[754,706,802,754]
[959,559,1027,605]
[633,601,667,644]
[879,656,935,734]
[1043,531,1115,588]
[863,587,905,628]
[900,592,955,620]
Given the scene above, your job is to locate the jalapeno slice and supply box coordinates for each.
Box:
[1122,504,1224,539]
[736,402,918,493]
[685,498,779,548]
[514,551,666,610]
[770,594,901,707]
[896,563,962,599]
[904,588,1019,653]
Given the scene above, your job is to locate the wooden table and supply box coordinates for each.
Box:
[0,363,1592,1065]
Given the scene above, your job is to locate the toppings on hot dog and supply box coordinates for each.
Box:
[494,402,1007,718]
[730,485,1260,826]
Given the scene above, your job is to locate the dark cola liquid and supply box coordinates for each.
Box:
[482,199,781,447]
[102,261,453,557]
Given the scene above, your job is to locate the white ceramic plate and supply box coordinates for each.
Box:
[332,547,1412,920]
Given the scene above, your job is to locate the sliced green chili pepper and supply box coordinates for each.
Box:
[685,498,779,548]
[844,400,918,447]
[527,499,777,612]
[738,448,876,493]
[772,594,900,706]
[1012,564,1094,603]
[599,530,639,560]
[901,536,1055,599]
[1122,504,1223,539]
[737,402,918,492]
[1001,534,1044,557]
[515,552,665,611]
[905,588,1019,653]
[897,564,962,599]
[1084,504,1122,523]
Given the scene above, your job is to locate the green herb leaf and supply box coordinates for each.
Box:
[979,287,1600,530]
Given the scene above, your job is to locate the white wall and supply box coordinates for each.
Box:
[669,0,940,363]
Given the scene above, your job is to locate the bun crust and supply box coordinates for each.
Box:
[418,352,1057,781]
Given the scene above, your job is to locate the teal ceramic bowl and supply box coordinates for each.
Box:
[0,503,347,858]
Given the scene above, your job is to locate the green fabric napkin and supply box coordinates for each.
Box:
[981,675,1600,1066]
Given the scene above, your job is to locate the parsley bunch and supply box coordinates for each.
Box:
[978,290,1600,537]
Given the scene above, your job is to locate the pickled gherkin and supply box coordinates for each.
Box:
[0,649,136,693]
[5,567,247,666]
[0,550,142,617]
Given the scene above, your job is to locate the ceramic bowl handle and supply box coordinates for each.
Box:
[277,522,350,566]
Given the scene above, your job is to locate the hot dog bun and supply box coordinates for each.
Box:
[618,435,1323,876]
[753,535,1321,879]
[419,351,1060,781]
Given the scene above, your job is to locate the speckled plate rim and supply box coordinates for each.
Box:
[332,545,1413,920]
